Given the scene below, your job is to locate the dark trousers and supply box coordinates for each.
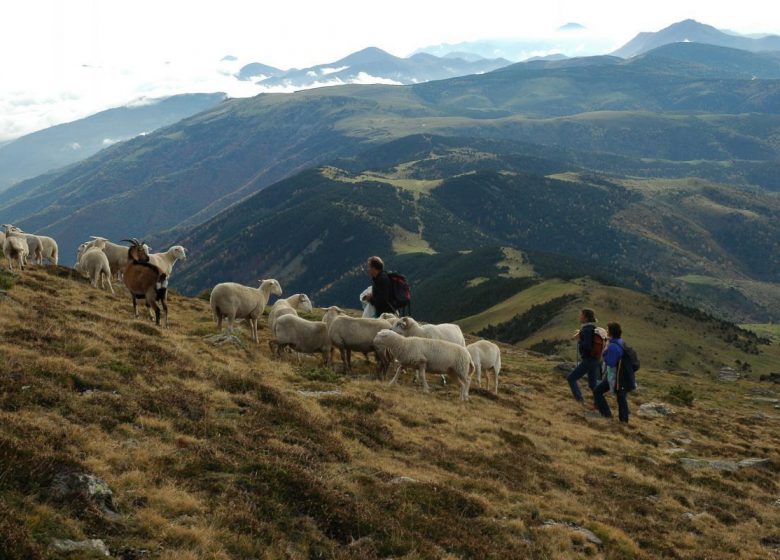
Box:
[593,379,630,422]
[566,358,601,402]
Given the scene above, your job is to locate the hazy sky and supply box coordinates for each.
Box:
[1,0,778,140]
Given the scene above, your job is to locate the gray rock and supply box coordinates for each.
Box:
[204,333,246,349]
[50,539,110,557]
[390,476,418,484]
[554,362,576,376]
[637,402,673,418]
[748,397,780,405]
[680,458,740,472]
[297,390,342,397]
[51,472,118,516]
[664,447,686,455]
[542,520,603,546]
[738,458,771,469]
[680,457,769,473]
[718,367,740,382]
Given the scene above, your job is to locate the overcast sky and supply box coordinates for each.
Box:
[1,0,778,141]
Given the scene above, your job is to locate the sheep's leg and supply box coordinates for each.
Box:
[150,298,161,326]
[161,296,168,328]
[459,374,469,401]
[388,363,403,386]
[419,364,430,393]
[338,347,349,374]
[475,363,483,389]
[493,367,499,395]
[346,349,353,374]
[251,318,259,343]
[132,296,139,319]
[105,272,115,295]
[216,314,223,332]
[227,314,235,334]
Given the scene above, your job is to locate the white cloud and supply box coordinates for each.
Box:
[69,142,82,150]
[1,0,778,141]
[102,138,118,146]
[320,66,349,75]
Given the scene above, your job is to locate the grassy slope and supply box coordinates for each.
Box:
[1,267,779,559]
[459,278,780,376]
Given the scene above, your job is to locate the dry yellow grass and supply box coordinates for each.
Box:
[0,266,779,559]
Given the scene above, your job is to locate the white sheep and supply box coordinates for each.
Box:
[22,234,44,265]
[269,314,332,365]
[374,329,474,401]
[2,226,29,270]
[35,235,59,265]
[75,240,114,294]
[84,237,150,279]
[391,316,466,346]
[467,340,502,394]
[268,293,314,334]
[148,245,187,277]
[322,306,392,374]
[210,279,282,343]
[378,312,401,326]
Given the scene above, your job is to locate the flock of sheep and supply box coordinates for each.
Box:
[2,224,500,401]
[210,279,502,401]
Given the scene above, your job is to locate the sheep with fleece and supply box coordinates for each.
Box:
[322,306,392,375]
[35,235,58,265]
[210,279,282,343]
[75,239,114,294]
[22,233,44,265]
[269,314,333,366]
[148,245,187,277]
[467,340,502,394]
[391,316,466,346]
[374,329,474,401]
[2,226,29,271]
[84,237,150,279]
[268,293,313,333]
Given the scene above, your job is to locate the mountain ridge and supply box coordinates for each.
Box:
[613,19,780,58]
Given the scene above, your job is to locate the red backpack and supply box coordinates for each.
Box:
[590,327,607,359]
[387,271,411,311]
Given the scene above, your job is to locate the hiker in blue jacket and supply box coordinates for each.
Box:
[566,308,602,406]
[593,321,633,423]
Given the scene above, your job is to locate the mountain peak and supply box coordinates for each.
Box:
[336,47,397,66]
[613,18,780,58]
[558,22,586,32]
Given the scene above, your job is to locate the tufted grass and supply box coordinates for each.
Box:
[0,266,778,558]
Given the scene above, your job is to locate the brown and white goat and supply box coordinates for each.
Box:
[121,239,168,327]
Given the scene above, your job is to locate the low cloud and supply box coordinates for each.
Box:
[1,57,404,142]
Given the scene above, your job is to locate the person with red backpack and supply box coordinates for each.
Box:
[363,256,395,316]
[362,256,411,317]
[566,308,604,406]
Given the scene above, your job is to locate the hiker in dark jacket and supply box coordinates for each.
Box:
[363,256,394,316]
[566,308,602,405]
[594,321,633,423]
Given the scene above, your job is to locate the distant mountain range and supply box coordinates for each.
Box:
[237,47,511,88]
[0,93,226,192]
[613,19,780,58]
[3,41,780,269]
